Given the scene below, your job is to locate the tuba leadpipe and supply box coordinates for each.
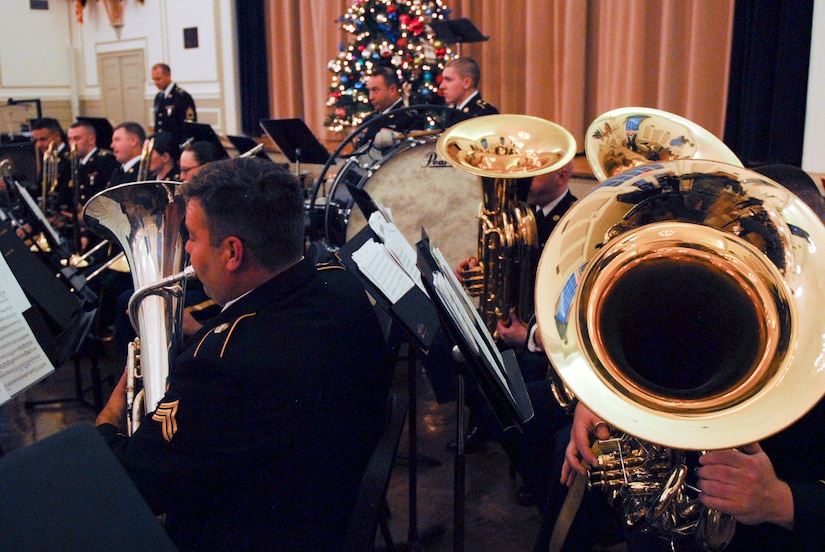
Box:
[84,180,189,434]
[436,114,576,335]
[536,109,825,551]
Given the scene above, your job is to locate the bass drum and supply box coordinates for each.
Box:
[324,136,481,269]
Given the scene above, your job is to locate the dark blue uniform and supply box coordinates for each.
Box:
[153,84,197,148]
[99,258,391,551]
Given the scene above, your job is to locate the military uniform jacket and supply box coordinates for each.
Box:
[107,161,140,188]
[153,83,197,146]
[443,92,499,128]
[78,148,119,205]
[355,97,416,149]
[98,258,391,551]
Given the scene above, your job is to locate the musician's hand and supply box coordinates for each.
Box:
[95,369,128,430]
[561,402,611,486]
[455,257,478,282]
[697,443,794,529]
[496,309,528,347]
[182,311,203,336]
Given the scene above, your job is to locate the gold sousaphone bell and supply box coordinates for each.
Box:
[536,107,825,449]
[436,114,576,333]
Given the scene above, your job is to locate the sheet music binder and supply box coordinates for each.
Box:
[259,118,331,166]
[430,18,489,44]
[338,226,440,350]
[416,237,533,431]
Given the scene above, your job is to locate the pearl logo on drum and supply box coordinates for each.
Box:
[423,151,451,168]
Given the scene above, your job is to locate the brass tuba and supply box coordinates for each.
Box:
[535,108,825,550]
[84,180,193,434]
[436,114,576,334]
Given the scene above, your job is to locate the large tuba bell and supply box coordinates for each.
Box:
[84,181,193,434]
[437,114,576,334]
[535,108,825,550]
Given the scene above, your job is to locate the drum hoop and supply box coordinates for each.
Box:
[324,136,442,249]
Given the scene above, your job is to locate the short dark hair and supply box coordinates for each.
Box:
[113,121,146,143]
[69,120,97,135]
[181,157,305,270]
[150,132,180,160]
[370,65,400,90]
[31,117,63,134]
[183,141,217,165]
[152,63,171,74]
[445,57,481,88]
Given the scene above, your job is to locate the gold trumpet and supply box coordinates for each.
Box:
[436,114,576,334]
[536,108,825,551]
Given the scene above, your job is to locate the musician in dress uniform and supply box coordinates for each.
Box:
[151,63,197,148]
[439,57,499,128]
[67,120,119,251]
[352,66,411,149]
[95,157,392,551]
[107,122,146,187]
[146,131,181,182]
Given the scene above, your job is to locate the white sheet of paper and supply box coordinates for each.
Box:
[0,254,55,405]
[351,238,414,303]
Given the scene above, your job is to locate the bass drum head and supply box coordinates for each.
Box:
[325,137,480,269]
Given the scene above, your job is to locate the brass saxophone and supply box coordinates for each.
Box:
[535,107,825,551]
[83,180,192,434]
[436,114,576,335]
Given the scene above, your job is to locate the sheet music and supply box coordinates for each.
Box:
[426,242,515,403]
[367,212,427,294]
[0,254,55,405]
[351,238,414,303]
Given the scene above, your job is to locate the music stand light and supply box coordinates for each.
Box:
[226,134,275,162]
[181,121,231,159]
[259,118,330,177]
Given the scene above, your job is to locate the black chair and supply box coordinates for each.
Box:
[344,391,410,552]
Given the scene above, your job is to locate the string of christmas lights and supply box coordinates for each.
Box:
[325,0,456,133]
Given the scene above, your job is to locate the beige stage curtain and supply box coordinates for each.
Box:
[266,0,735,150]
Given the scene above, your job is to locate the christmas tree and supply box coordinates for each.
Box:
[325,0,456,133]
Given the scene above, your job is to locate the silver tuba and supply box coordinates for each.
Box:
[436,114,576,335]
[84,181,193,434]
[535,108,825,550]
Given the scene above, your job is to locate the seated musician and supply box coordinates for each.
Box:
[95,157,392,551]
[355,65,416,151]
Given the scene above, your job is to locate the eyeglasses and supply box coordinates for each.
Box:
[179,163,203,175]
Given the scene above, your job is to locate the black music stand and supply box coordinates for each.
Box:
[182,121,230,159]
[416,235,533,552]
[430,18,489,53]
[259,118,331,177]
[76,116,113,151]
[226,134,275,162]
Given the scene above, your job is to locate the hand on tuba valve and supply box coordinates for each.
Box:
[539,108,825,550]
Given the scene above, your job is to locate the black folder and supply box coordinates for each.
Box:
[0,423,178,552]
[339,225,440,350]
[259,118,330,166]
[416,237,533,431]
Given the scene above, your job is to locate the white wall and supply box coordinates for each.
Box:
[0,0,237,134]
[803,0,825,174]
